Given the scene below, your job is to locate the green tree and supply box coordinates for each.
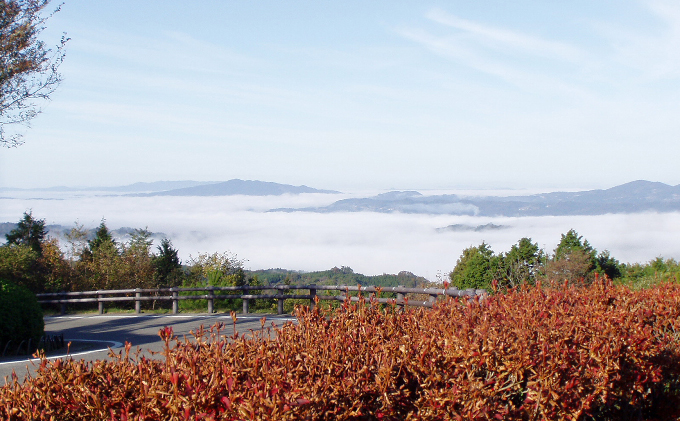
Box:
[554,229,596,261]
[546,229,597,286]
[78,220,123,290]
[618,257,679,289]
[82,239,122,290]
[87,219,116,255]
[187,251,245,287]
[500,237,544,287]
[181,251,246,312]
[0,243,39,290]
[153,238,183,288]
[449,242,500,290]
[64,222,88,262]
[127,228,153,253]
[37,237,71,292]
[5,210,47,254]
[120,228,155,289]
[1,0,68,147]
[595,250,622,280]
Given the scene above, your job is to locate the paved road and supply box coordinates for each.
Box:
[0,313,296,384]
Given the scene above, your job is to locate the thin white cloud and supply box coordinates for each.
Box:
[398,27,592,100]
[426,9,585,63]
[589,0,680,81]
[72,28,259,75]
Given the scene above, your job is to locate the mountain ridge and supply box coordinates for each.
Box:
[272,180,680,216]
[132,179,340,197]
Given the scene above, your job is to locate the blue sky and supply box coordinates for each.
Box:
[2,0,680,190]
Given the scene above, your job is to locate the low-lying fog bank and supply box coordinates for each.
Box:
[2,194,679,281]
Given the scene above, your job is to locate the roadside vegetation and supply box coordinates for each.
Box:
[3,281,680,420]
[448,229,679,292]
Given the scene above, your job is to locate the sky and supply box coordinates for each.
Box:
[2,0,680,190]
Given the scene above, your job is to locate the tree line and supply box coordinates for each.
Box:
[0,212,254,311]
[250,266,433,289]
[449,230,679,291]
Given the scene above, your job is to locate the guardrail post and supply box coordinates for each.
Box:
[396,285,405,310]
[207,286,214,314]
[98,291,103,315]
[309,284,317,311]
[135,288,141,314]
[60,290,66,316]
[243,298,249,314]
[172,288,178,314]
[428,294,437,305]
[277,285,285,315]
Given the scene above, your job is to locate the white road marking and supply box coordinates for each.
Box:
[47,315,297,321]
[0,339,123,367]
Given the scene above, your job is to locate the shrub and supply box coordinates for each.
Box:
[0,245,40,292]
[2,281,680,420]
[0,278,44,354]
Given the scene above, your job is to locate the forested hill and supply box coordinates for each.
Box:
[246,266,433,288]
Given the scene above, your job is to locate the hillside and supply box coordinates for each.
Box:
[247,266,433,288]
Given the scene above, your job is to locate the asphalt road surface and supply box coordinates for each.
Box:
[0,313,297,384]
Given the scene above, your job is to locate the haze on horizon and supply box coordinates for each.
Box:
[3,193,680,281]
[2,1,680,191]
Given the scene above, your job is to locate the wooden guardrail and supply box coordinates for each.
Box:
[36,285,487,316]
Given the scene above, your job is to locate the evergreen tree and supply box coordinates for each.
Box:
[5,211,47,255]
[547,229,597,285]
[449,242,500,290]
[500,237,544,287]
[596,250,622,279]
[153,238,182,287]
[88,219,116,254]
[554,229,595,261]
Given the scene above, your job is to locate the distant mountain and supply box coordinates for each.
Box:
[273,180,680,216]
[0,181,219,193]
[99,181,219,193]
[272,191,478,214]
[0,180,340,196]
[435,223,509,233]
[136,179,340,197]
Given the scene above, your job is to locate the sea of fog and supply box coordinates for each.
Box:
[2,191,680,281]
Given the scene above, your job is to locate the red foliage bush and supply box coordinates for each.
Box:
[2,281,680,420]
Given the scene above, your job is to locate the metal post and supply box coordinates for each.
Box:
[98,292,103,315]
[309,284,317,311]
[172,288,178,314]
[135,289,141,314]
[60,290,66,316]
[277,285,284,315]
[243,299,249,314]
[207,286,214,314]
[396,285,405,310]
[429,294,437,305]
